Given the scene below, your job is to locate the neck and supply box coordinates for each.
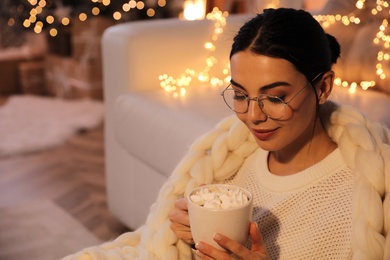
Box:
[268,120,337,176]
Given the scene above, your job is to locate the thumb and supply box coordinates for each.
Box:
[250,222,267,254]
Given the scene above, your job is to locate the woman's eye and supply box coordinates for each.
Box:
[266,96,284,104]
[233,92,247,101]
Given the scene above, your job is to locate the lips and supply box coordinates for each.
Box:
[251,128,279,141]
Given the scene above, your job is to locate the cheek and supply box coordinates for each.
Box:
[287,100,318,132]
[288,88,318,117]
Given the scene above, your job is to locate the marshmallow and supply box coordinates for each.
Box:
[190,186,249,209]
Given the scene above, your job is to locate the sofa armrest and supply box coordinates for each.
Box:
[102,18,213,97]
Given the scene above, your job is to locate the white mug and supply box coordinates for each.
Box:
[187,184,253,251]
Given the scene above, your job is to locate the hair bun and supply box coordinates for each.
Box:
[326,33,341,64]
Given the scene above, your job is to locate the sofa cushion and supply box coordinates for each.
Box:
[113,87,232,177]
[329,86,390,127]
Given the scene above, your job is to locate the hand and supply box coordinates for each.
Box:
[195,222,268,259]
[169,197,194,245]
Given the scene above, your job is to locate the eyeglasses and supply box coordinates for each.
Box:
[220,73,323,120]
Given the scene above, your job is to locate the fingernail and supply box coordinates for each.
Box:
[195,242,204,250]
[213,233,222,241]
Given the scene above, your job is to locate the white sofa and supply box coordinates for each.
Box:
[102,8,390,229]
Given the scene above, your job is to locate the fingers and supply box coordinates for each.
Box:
[195,241,234,260]
[195,222,268,259]
[175,197,189,210]
[169,198,190,226]
[249,222,267,254]
[195,250,215,260]
[213,233,249,258]
[169,198,193,245]
[170,221,193,244]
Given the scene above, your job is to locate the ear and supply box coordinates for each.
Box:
[317,71,334,104]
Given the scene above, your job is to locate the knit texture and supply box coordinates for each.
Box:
[62,101,390,260]
[229,148,353,259]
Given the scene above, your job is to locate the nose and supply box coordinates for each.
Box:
[247,97,268,123]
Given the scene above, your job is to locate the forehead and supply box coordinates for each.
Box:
[229,51,305,89]
[230,51,297,77]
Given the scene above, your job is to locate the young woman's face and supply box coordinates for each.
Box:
[229,51,318,153]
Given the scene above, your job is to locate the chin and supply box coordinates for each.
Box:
[254,138,278,152]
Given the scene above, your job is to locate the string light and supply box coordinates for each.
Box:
[314,0,389,91]
[9,0,388,95]
[20,0,162,37]
[375,19,390,80]
[160,1,389,97]
[159,7,229,97]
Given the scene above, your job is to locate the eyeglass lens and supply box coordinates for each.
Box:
[222,73,323,119]
[222,88,286,119]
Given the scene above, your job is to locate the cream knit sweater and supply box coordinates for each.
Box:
[229,147,353,258]
[63,102,390,260]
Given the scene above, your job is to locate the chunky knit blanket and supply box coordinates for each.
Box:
[63,102,390,260]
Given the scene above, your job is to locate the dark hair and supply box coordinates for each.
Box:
[230,8,341,82]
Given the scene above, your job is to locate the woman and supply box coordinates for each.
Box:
[63,8,389,260]
[169,8,389,260]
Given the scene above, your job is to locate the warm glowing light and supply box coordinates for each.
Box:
[30,9,37,16]
[29,16,37,23]
[204,42,215,51]
[46,15,54,24]
[38,0,46,8]
[361,81,375,90]
[160,8,229,96]
[113,11,122,20]
[36,21,43,28]
[62,17,70,26]
[137,1,145,9]
[356,0,365,9]
[34,25,42,33]
[129,0,136,8]
[147,8,155,17]
[311,0,390,91]
[92,7,100,15]
[49,28,58,37]
[373,18,390,82]
[35,6,43,14]
[79,13,87,21]
[8,18,15,26]
[158,0,166,7]
[23,19,31,28]
[123,3,130,12]
[17,0,382,96]
[183,0,206,20]
[180,88,187,96]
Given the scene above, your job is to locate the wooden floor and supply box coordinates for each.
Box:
[0,98,131,242]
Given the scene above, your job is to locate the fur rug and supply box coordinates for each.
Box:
[0,95,103,157]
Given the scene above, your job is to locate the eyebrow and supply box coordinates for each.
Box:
[230,79,292,92]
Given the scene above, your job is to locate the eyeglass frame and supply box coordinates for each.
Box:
[220,72,324,120]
